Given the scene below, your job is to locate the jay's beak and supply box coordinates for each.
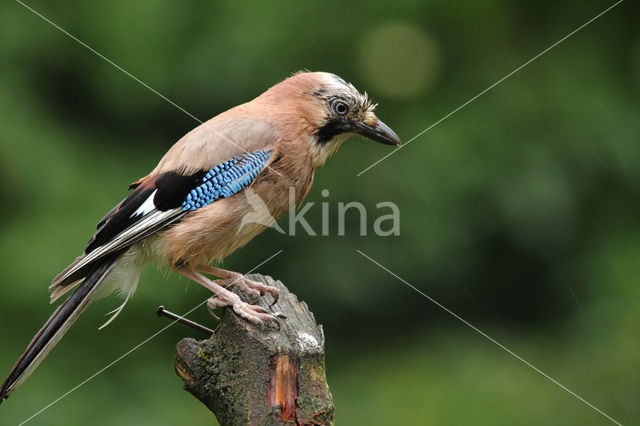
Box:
[354,118,402,147]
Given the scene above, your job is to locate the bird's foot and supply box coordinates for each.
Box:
[206,293,278,326]
[225,273,280,304]
[197,265,280,305]
[181,268,281,326]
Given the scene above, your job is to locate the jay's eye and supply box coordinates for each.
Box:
[333,101,348,115]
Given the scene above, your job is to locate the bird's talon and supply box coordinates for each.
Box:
[269,292,280,307]
[255,306,269,314]
[271,318,282,330]
[208,308,220,321]
[207,298,224,320]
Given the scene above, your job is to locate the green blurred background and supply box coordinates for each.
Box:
[1,0,639,424]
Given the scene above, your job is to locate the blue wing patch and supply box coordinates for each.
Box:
[182,150,272,212]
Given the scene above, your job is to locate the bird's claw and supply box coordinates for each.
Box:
[269,291,280,307]
[206,301,221,321]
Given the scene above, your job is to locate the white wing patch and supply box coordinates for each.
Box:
[131,189,157,218]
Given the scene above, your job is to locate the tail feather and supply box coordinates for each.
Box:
[0,259,116,404]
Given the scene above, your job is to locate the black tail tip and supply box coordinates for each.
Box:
[0,386,11,406]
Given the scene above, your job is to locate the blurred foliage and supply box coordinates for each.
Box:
[0,0,639,424]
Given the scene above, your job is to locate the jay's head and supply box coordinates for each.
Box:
[262,71,401,165]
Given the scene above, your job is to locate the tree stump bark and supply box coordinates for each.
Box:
[174,274,334,425]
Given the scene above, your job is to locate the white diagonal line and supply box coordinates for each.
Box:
[356,250,621,425]
[14,0,202,123]
[357,0,623,176]
[19,249,284,425]
[13,0,285,179]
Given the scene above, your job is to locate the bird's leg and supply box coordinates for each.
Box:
[196,264,280,304]
[178,269,277,325]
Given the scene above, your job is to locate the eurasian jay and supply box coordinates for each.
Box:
[0,71,400,402]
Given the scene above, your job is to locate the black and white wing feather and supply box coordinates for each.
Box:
[49,150,273,300]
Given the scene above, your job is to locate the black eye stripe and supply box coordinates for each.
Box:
[316,119,351,144]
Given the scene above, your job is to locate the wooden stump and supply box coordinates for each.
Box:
[174,274,334,425]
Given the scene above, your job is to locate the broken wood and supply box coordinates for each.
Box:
[174,274,334,425]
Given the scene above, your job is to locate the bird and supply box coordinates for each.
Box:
[0,71,400,403]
